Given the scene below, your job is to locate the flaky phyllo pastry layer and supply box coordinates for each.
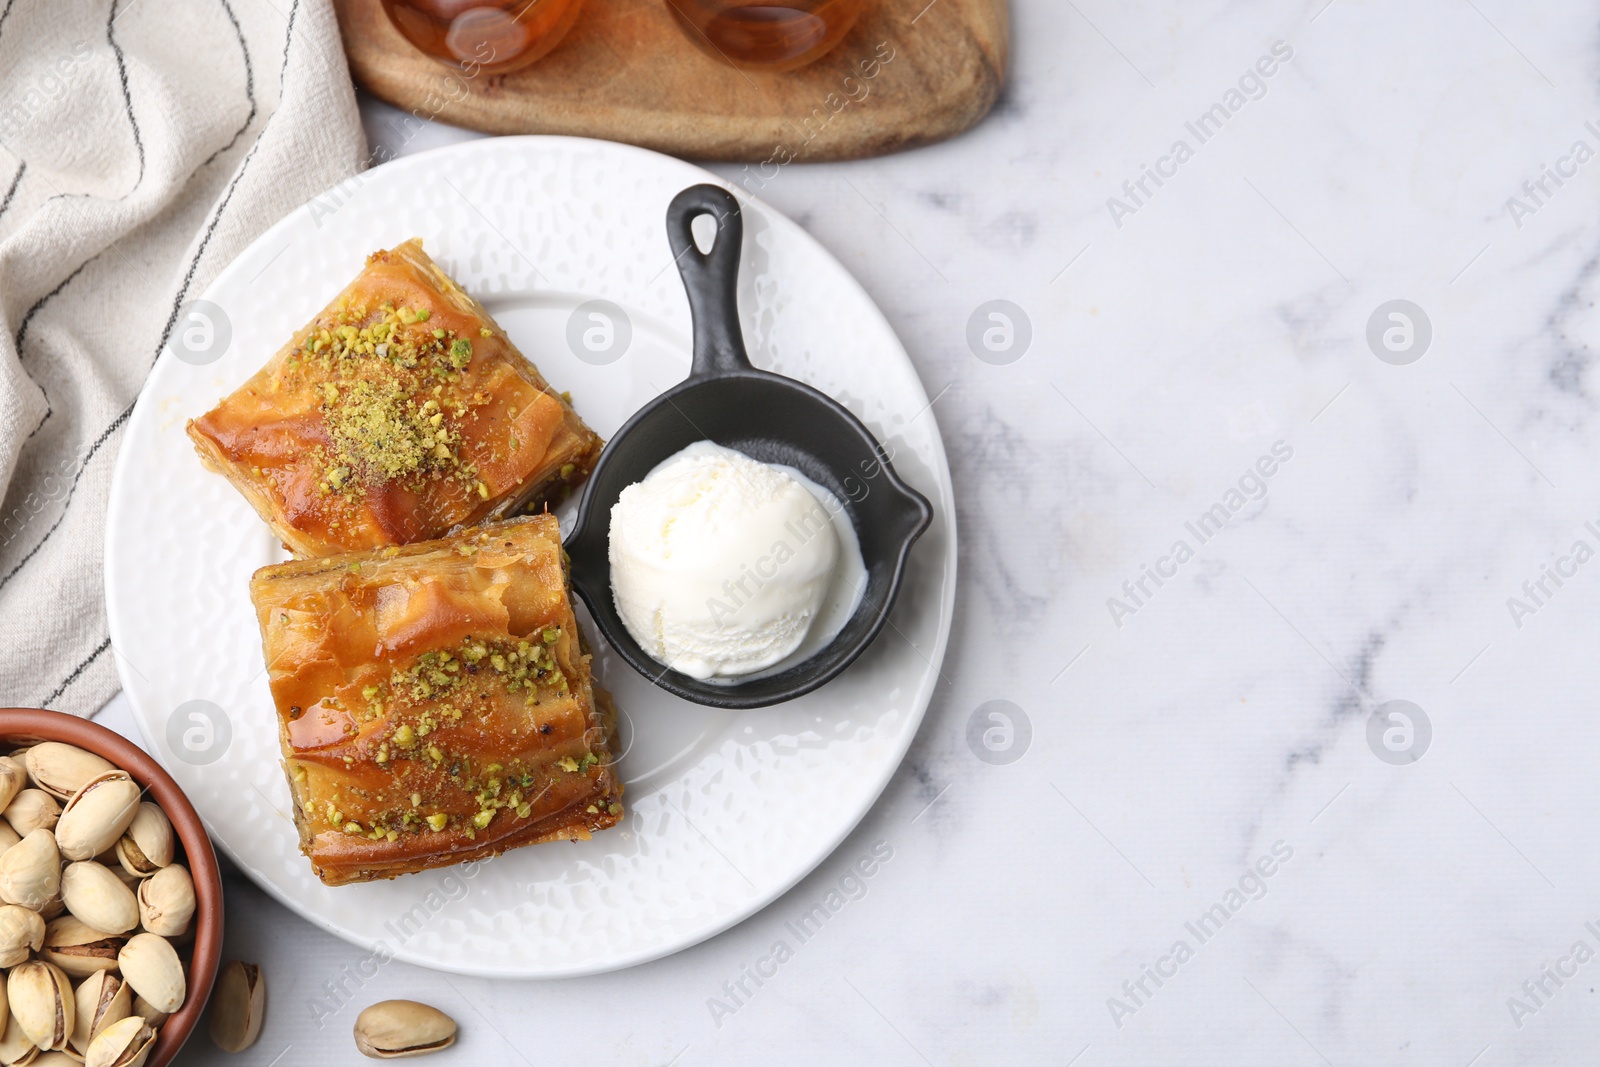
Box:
[249,515,622,886]
[189,239,602,557]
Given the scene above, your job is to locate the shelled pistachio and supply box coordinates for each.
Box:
[55,774,141,862]
[82,1013,154,1067]
[25,745,115,802]
[114,806,172,880]
[135,866,193,939]
[60,863,138,937]
[208,960,265,1053]
[354,1000,457,1059]
[0,830,59,911]
[0,906,44,968]
[115,935,183,1017]
[4,791,59,838]
[41,916,122,978]
[9,960,73,1051]
[71,970,130,1056]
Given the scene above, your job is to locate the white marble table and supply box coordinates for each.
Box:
[101,0,1600,1061]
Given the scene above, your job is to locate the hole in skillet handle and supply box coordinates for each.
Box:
[563,183,934,710]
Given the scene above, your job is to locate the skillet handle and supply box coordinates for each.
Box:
[667,184,752,378]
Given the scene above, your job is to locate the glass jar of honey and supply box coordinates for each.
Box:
[665,0,869,73]
[380,0,588,75]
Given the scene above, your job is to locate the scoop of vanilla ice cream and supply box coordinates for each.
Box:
[608,441,841,680]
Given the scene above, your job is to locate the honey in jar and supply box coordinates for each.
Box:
[380,0,588,75]
[665,0,869,72]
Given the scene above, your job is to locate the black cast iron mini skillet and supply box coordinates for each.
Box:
[564,184,933,710]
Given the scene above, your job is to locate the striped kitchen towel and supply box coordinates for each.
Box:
[0,0,364,713]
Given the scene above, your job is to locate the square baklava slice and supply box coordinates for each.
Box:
[190,239,602,557]
[249,515,622,886]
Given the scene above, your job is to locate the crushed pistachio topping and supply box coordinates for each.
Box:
[278,296,491,499]
[326,627,597,840]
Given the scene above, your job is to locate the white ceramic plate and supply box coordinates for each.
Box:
[104,137,955,977]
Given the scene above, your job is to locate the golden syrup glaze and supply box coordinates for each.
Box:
[250,515,621,885]
[189,240,601,557]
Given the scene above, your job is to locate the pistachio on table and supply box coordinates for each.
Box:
[4,790,60,838]
[208,960,265,1053]
[354,999,458,1059]
[114,804,172,879]
[55,773,141,862]
[136,865,193,939]
[42,916,123,978]
[24,744,115,803]
[0,906,44,968]
[71,970,130,1056]
[60,863,138,937]
[0,830,59,911]
[116,934,183,1016]
[9,959,73,1052]
[82,1013,154,1067]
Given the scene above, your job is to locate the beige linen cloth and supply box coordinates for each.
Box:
[0,0,365,713]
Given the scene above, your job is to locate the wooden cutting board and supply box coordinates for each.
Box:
[333,0,1007,162]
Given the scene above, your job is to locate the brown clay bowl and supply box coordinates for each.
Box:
[0,708,223,1067]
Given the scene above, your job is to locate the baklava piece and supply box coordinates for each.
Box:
[190,239,602,557]
[249,515,623,886]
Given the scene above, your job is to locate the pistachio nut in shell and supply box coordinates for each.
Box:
[70,972,129,1057]
[0,759,25,815]
[3,791,59,838]
[0,1010,33,1067]
[0,830,59,911]
[54,774,139,863]
[82,1014,153,1067]
[113,805,171,879]
[41,916,122,979]
[353,1000,457,1059]
[33,1052,80,1067]
[35,892,63,922]
[24,745,115,803]
[127,996,165,1030]
[0,905,44,968]
[116,935,183,1016]
[207,960,265,1053]
[8,961,73,1051]
[59,863,137,937]
[0,823,20,856]
[134,865,192,939]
